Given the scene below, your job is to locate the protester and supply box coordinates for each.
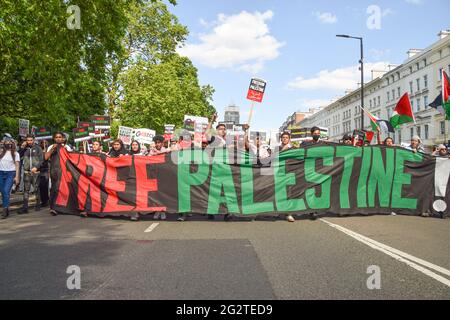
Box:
[342,133,353,145]
[129,140,144,156]
[244,124,270,165]
[431,145,439,155]
[279,132,293,152]
[91,140,105,155]
[17,138,28,193]
[169,138,179,151]
[405,135,425,153]
[108,139,126,158]
[45,132,73,216]
[434,144,449,158]
[18,134,43,214]
[300,127,322,147]
[206,113,227,148]
[39,140,50,208]
[0,138,20,219]
[149,135,169,156]
[383,137,395,147]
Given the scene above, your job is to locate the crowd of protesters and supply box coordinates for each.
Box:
[1,114,449,221]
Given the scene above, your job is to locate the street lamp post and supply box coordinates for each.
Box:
[336,35,364,130]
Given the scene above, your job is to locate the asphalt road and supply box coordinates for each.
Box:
[0,209,449,300]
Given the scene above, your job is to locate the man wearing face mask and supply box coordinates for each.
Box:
[18,134,43,214]
[301,127,322,147]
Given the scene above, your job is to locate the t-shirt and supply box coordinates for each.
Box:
[47,144,73,153]
[249,144,270,159]
[0,151,20,172]
[209,135,227,148]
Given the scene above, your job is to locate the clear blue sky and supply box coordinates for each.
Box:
[170,0,450,132]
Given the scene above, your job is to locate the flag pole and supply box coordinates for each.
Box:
[247,102,255,126]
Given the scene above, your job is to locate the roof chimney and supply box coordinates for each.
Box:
[438,30,450,39]
[407,49,422,58]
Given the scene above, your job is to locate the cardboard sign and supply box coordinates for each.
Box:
[118,126,134,145]
[72,127,91,143]
[164,124,175,141]
[246,78,267,103]
[183,115,208,133]
[34,127,52,141]
[19,119,30,137]
[77,122,95,136]
[133,128,156,145]
[90,115,111,129]
[101,129,111,142]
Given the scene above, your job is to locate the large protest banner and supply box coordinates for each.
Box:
[50,144,450,217]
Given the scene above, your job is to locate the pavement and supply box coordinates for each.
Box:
[0,209,449,300]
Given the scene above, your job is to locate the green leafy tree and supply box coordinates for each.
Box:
[118,55,215,133]
[0,0,129,132]
[105,0,188,119]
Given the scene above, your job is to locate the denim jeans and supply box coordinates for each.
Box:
[0,171,16,208]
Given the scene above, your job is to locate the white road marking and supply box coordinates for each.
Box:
[144,223,159,233]
[320,219,450,288]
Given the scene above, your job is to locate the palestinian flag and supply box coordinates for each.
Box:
[365,131,375,143]
[361,107,395,133]
[389,93,415,128]
[429,70,450,120]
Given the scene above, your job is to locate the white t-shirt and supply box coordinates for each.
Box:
[0,151,20,172]
[47,144,73,153]
[249,143,270,159]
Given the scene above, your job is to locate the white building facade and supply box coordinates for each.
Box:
[297,31,450,147]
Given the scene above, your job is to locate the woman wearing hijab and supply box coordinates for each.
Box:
[0,138,20,219]
[128,140,144,156]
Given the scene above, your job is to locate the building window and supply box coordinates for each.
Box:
[377,96,380,106]
[416,62,420,71]
[409,81,413,94]
[417,98,420,111]
[369,100,372,108]
[397,87,401,98]
[411,100,414,111]
[441,121,445,135]
[410,128,414,139]
[387,91,390,101]
[392,89,395,100]
[423,58,427,67]
[424,95,428,109]
[439,68,443,80]
[409,66,413,74]
[416,78,420,91]
[423,75,428,88]
[425,125,429,140]
[417,126,421,138]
